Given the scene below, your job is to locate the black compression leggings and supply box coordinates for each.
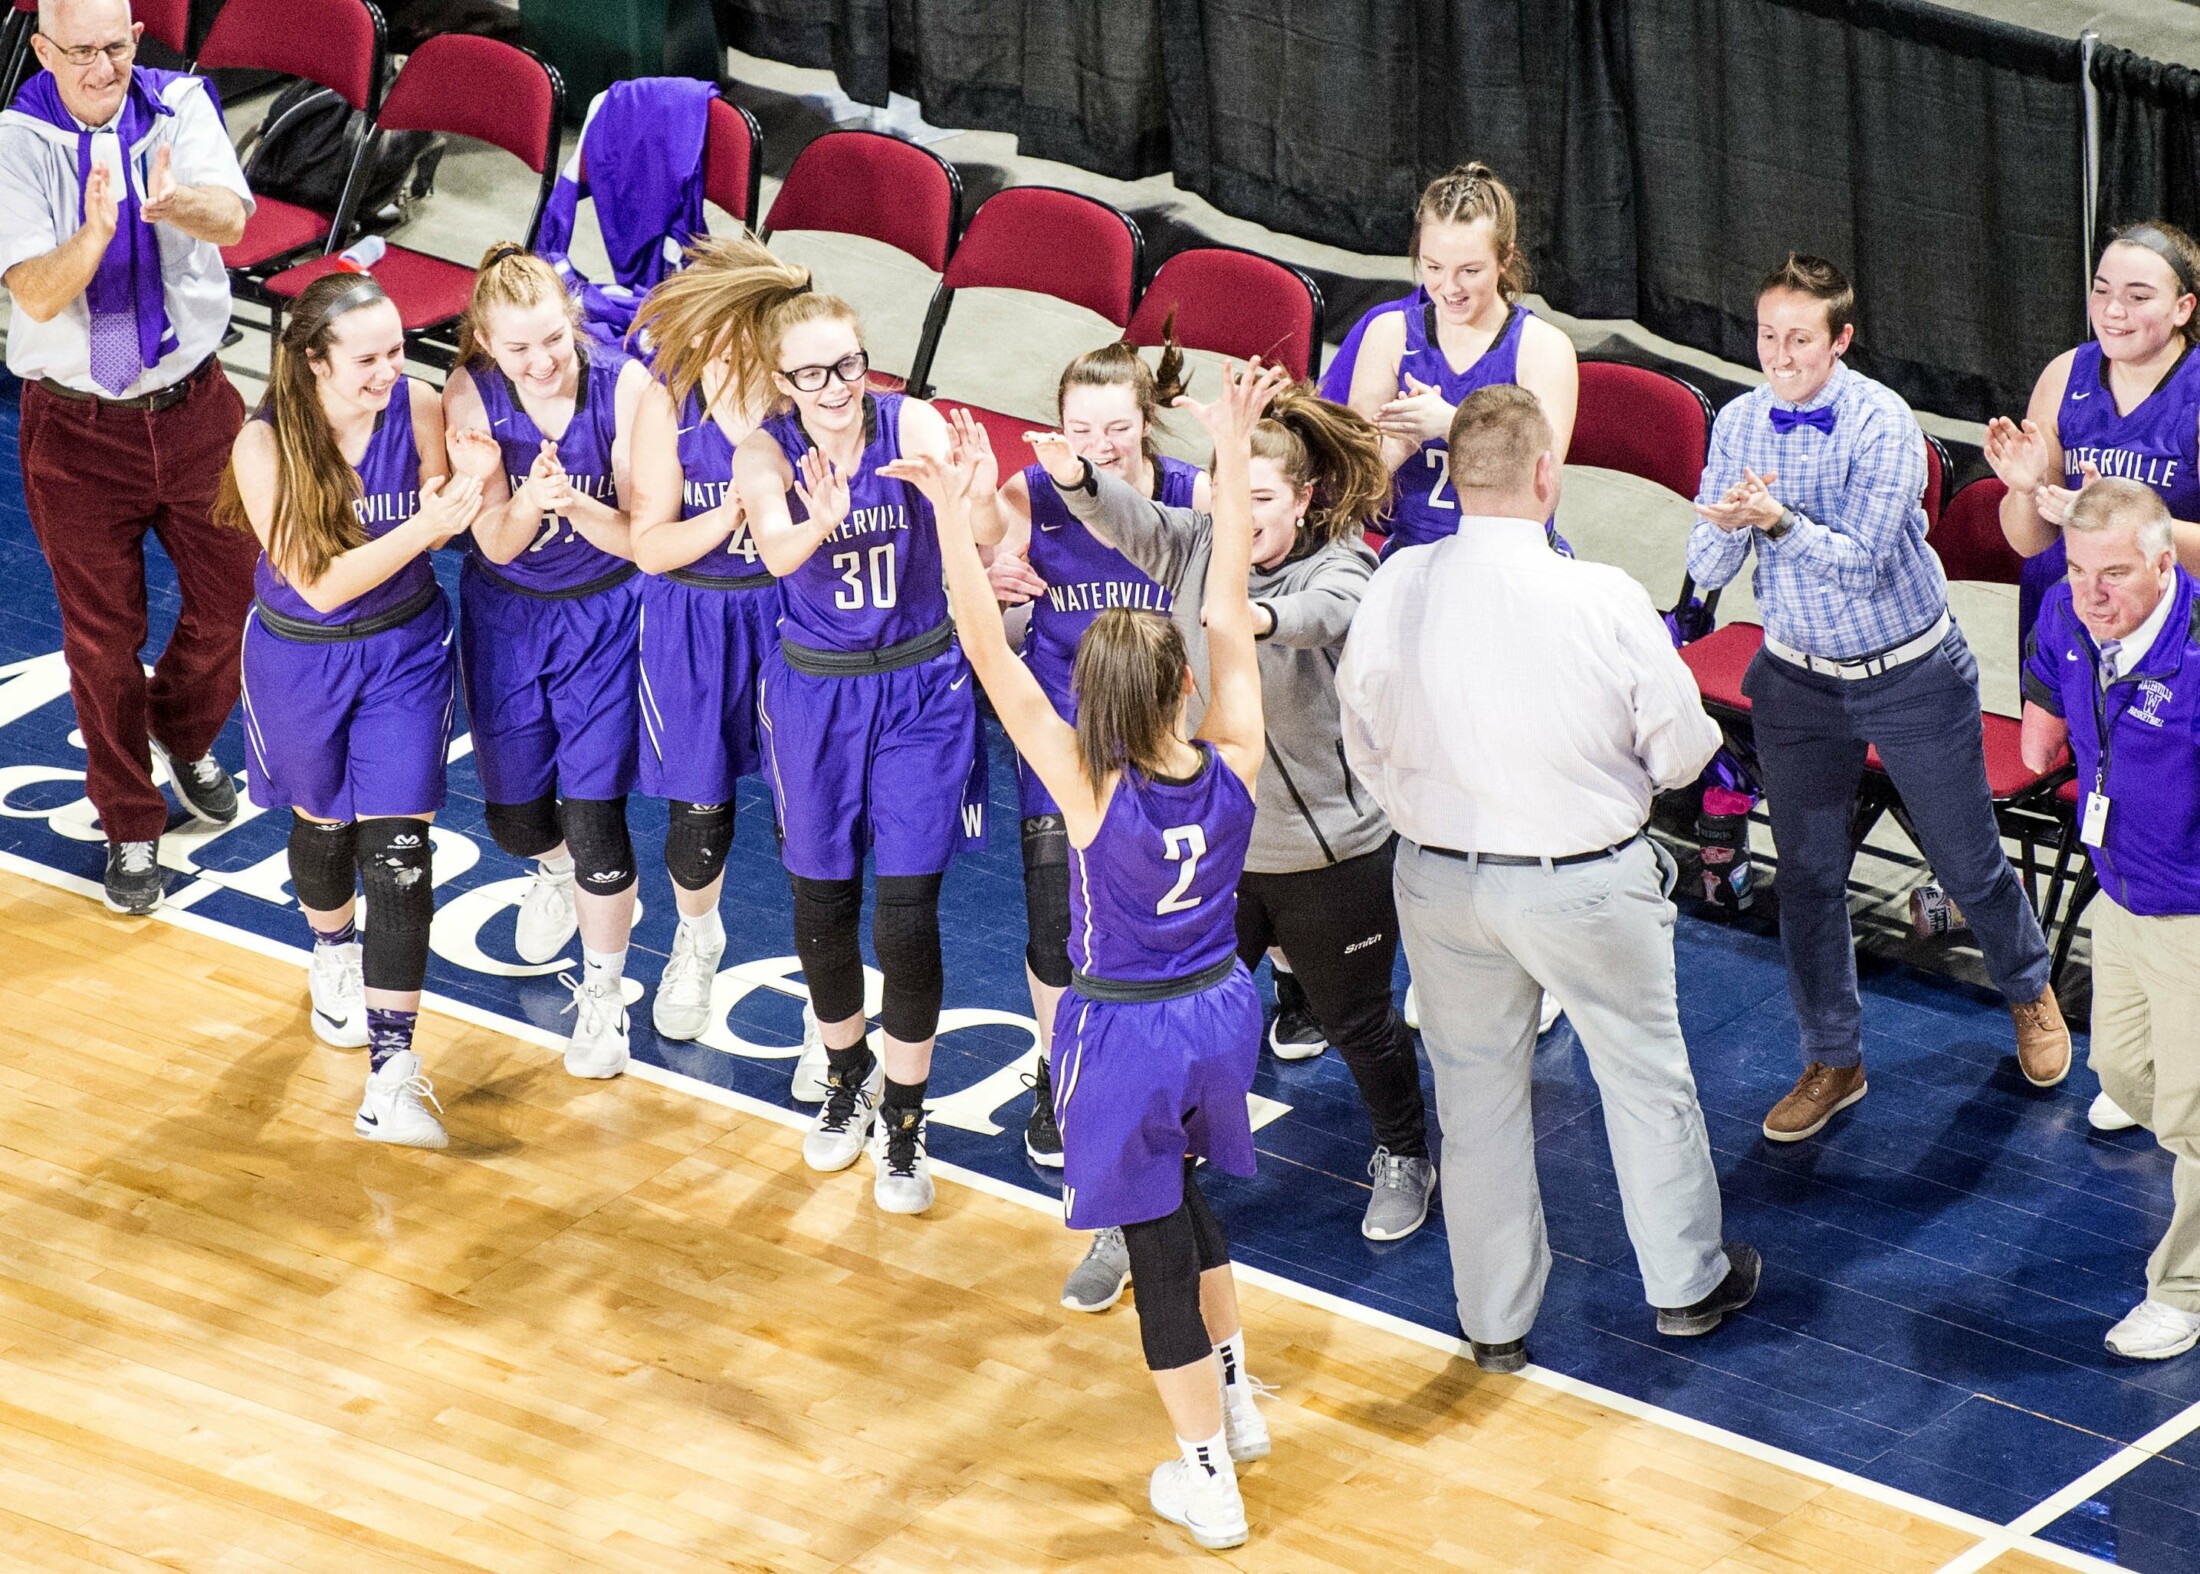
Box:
[1120,1160,1231,1371]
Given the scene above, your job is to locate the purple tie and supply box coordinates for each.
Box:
[88,308,143,395]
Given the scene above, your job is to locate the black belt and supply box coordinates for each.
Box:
[253,581,441,644]
[779,620,953,677]
[667,564,776,592]
[37,355,216,412]
[468,558,638,601]
[1072,955,1238,1003]
[1422,831,1642,868]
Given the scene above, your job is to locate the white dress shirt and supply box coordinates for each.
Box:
[2098,580,2176,688]
[0,72,251,396]
[1338,515,1722,856]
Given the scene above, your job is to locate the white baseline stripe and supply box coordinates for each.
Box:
[0,846,2128,1573]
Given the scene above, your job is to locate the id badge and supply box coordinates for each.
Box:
[2082,791,2110,847]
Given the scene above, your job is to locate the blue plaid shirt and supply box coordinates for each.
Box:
[1686,361,1946,660]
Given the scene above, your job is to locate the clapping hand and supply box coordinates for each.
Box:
[80,160,119,239]
[446,426,502,481]
[1174,356,1292,444]
[414,473,485,547]
[1982,416,2057,497]
[138,144,178,227]
[514,439,572,515]
[1697,467,1785,533]
[793,448,851,537]
[1375,373,1453,445]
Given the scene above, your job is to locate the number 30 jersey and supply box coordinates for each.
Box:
[762,392,946,652]
[1069,742,1255,983]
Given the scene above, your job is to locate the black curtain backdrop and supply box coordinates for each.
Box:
[727,0,2103,421]
[2093,45,2200,245]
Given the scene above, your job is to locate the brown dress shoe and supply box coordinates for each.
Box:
[1762,1062,1868,1143]
[2012,984,2072,1088]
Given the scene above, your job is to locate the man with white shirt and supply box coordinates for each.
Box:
[1338,383,1758,1374]
[0,0,258,915]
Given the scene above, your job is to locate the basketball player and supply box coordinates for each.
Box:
[624,237,781,1045]
[965,334,1209,1170]
[730,261,979,1217]
[1326,162,1578,556]
[885,355,1288,1551]
[217,273,481,1148]
[444,244,649,1079]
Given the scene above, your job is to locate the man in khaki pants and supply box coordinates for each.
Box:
[2022,478,2200,1361]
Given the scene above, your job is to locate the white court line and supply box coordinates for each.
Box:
[0,846,2130,1573]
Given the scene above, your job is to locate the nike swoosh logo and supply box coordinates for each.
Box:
[358,1111,379,1126]
[1036,521,1063,532]
[316,1009,350,1030]
[950,673,970,691]
[2070,390,2091,400]
[2067,652,2080,661]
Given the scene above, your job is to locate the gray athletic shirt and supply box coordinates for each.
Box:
[1057,467,1390,875]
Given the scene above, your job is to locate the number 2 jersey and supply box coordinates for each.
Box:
[1068,743,1255,984]
[761,392,945,652]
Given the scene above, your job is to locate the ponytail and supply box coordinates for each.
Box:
[1072,608,1191,798]
[1247,383,1389,546]
[1057,310,1189,462]
[629,233,859,413]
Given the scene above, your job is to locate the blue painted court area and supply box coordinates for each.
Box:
[0,370,2194,1569]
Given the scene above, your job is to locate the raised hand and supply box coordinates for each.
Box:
[985,549,1047,606]
[446,426,503,480]
[1023,429,1085,490]
[1982,416,2057,496]
[878,446,979,510]
[80,160,119,238]
[793,447,851,537]
[1173,357,1292,445]
[138,144,178,227]
[1375,371,1454,445]
[948,407,999,497]
[415,473,485,547]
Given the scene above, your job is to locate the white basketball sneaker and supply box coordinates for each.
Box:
[652,919,725,1041]
[791,1003,831,1102]
[513,862,577,964]
[803,1056,882,1171]
[1149,1454,1248,1550]
[308,941,368,1048]
[1222,1377,1274,1463]
[2089,1091,2140,1133]
[560,973,631,1079]
[872,1108,935,1215]
[1539,991,1562,1036]
[354,1051,448,1149]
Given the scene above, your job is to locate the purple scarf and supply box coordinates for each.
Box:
[13,65,185,375]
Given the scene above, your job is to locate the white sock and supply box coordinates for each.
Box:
[1178,1425,1232,1480]
[1215,1331,1248,1392]
[678,905,725,950]
[539,850,575,879]
[583,945,626,993]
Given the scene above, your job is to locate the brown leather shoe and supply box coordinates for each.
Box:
[1762,1062,1868,1143]
[2012,984,2072,1088]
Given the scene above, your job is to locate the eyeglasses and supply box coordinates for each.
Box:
[40,34,137,69]
[780,351,869,394]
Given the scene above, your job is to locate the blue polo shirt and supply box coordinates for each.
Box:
[2022,566,2200,916]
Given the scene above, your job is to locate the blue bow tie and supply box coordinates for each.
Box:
[1769,404,1837,436]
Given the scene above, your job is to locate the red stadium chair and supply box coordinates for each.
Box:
[1922,431,1949,534]
[1572,360,1717,628]
[1127,245,1322,383]
[906,186,1142,470]
[262,34,562,358]
[1931,475,2026,587]
[762,128,961,273]
[704,93,764,228]
[134,0,192,54]
[196,0,386,276]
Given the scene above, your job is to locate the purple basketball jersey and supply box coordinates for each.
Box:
[763,393,947,650]
[1068,743,1254,983]
[1023,456,1195,703]
[673,389,771,582]
[467,346,630,591]
[2022,340,2200,640]
[1388,293,1530,551]
[253,379,428,626]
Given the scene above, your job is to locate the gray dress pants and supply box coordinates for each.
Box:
[1394,835,1730,1343]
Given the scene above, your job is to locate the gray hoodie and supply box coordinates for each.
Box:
[1059,467,1390,875]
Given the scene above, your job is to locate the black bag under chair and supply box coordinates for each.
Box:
[239,80,446,233]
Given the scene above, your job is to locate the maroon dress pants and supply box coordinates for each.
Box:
[18,361,258,844]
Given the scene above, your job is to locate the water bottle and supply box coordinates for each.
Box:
[1696,786,1756,916]
[335,235,387,273]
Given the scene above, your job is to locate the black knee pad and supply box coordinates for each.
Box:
[1121,1202,1215,1371]
[1180,1161,1231,1273]
[355,816,434,993]
[559,795,636,897]
[790,874,866,1023]
[664,799,735,892]
[873,872,944,1042]
[1020,815,1072,989]
[482,792,561,861]
[287,813,358,911]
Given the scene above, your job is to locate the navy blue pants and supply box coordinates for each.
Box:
[1743,625,2051,1069]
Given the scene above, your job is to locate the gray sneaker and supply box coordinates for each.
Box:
[1061,1226,1130,1312]
[1362,1147,1436,1241]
